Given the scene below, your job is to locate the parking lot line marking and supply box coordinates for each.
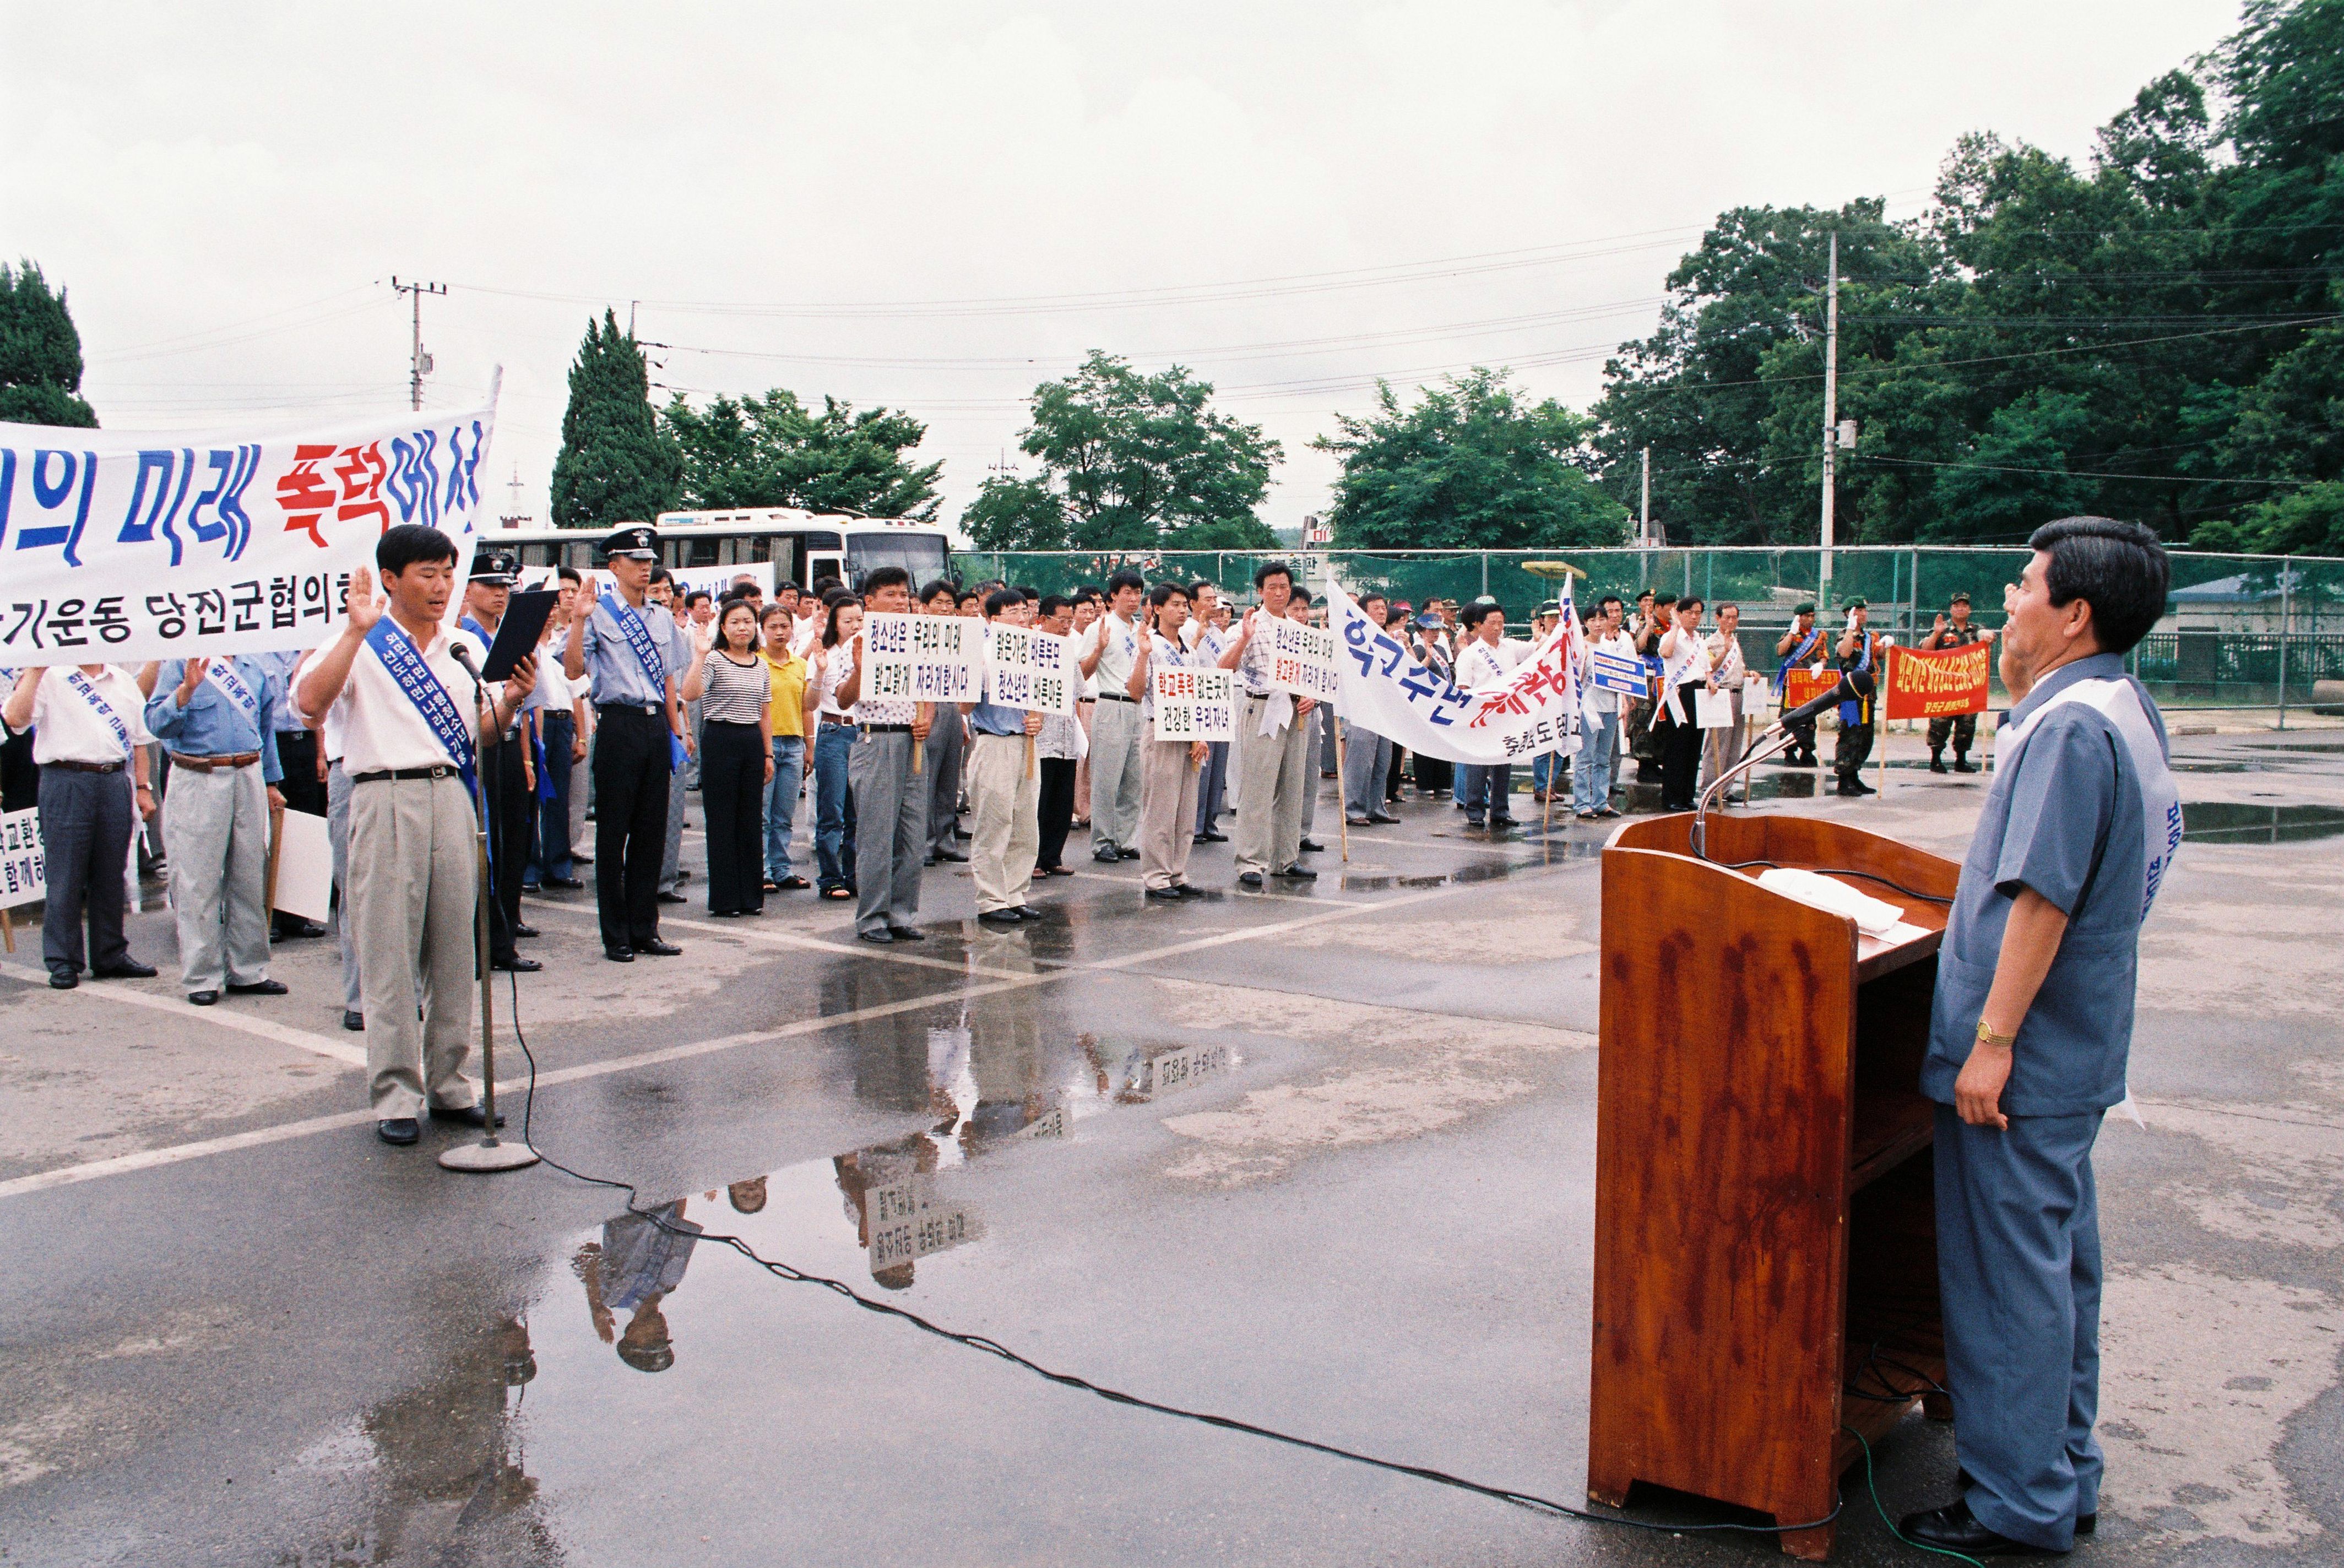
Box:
[0,961,367,1068]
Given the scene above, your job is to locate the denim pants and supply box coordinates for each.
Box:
[813,720,858,891]
[765,734,806,882]
[1573,709,1620,813]
[1531,751,1557,796]
[1455,762,1513,824]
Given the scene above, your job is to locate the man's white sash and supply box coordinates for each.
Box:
[1999,677,2182,921]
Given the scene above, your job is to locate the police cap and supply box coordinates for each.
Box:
[469,547,518,585]
[600,523,661,562]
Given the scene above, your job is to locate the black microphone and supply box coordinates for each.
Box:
[1773,669,1874,730]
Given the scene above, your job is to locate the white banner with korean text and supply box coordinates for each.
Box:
[861,611,983,704]
[982,622,1078,715]
[1326,582,1581,767]
[0,401,493,665]
[1153,665,1236,743]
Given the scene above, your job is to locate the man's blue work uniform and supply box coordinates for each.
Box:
[1922,651,2169,1552]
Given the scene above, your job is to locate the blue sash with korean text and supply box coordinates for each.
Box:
[603,593,687,772]
[1776,627,1825,695]
[64,670,134,759]
[204,659,262,722]
[365,618,478,801]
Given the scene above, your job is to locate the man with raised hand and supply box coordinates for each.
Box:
[832,565,936,943]
[1079,569,1147,864]
[1220,561,1318,887]
[298,523,536,1147]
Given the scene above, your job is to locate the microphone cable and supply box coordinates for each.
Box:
[497,966,1846,1544]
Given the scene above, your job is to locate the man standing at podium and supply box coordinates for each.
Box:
[1902,517,2176,1559]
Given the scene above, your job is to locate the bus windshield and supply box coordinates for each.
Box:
[847,530,949,587]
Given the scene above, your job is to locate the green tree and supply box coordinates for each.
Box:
[549,310,679,531]
[983,351,1280,551]
[959,474,1068,551]
[663,389,943,519]
[0,260,97,427]
[1315,368,1627,549]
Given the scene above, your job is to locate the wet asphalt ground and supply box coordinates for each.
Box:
[2,723,2340,1567]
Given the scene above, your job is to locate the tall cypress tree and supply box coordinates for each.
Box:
[0,259,98,427]
[549,310,679,530]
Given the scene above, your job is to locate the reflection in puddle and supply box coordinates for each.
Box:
[2181,802,2344,844]
[576,1200,702,1372]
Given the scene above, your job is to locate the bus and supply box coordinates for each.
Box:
[497,508,953,593]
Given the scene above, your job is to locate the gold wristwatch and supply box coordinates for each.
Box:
[1975,1019,2018,1049]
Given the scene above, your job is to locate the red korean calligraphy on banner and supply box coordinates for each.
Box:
[1782,666,1840,713]
[1883,641,1992,721]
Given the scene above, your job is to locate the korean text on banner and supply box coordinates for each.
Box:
[1588,648,1648,698]
[1325,583,1580,767]
[0,807,45,909]
[1266,618,1341,703]
[0,402,495,665]
[861,611,982,704]
[1153,666,1235,743]
[1782,665,1840,713]
[1883,641,1992,722]
[984,623,1077,715]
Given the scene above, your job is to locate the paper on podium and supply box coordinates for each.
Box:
[273,809,334,924]
[1754,866,1905,937]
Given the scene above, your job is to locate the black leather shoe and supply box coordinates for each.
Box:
[977,909,1022,925]
[48,969,78,989]
[604,946,636,962]
[1898,1500,2061,1556]
[544,875,587,889]
[1953,758,1977,773]
[227,978,289,996]
[1952,1471,2093,1537]
[857,928,895,944]
[1489,815,1518,828]
[1238,871,1265,888]
[1094,847,1122,863]
[428,1103,506,1129]
[1276,863,1318,880]
[657,889,688,904]
[1171,884,1201,898]
[491,954,542,973]
[376,1117,420,1146]
[1298,838,1325,853]
[93,960,158,979]
[933,847,969,862]
[1145,886,1182,902]
[1012,905,1042,919]
[1200,829,1228,842]
[1367,813,1399,825]
[188,990,220,1006]
[274,918,329,940]
[635,938,682,957]
[1117,846,1138,859]
[513,923,540,940]
[887,925,927,941]
[1929,756,1948,773]
[343,1010,366,1031]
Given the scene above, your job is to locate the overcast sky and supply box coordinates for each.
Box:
[4,1,2244,540]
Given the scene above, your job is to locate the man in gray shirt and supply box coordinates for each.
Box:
[1903,517,2177,1558]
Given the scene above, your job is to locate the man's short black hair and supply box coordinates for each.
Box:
[1106,568,1146,595]
[920,578,959,605]
[1598,594,1623,614]
[778,579,804,596]
[1189,579,1215,598]
[1074,585,1103,605]
[1252,560,1294,590]
[861,565,913,599]
[957,590,981,609]
[1039,594,1072,618]
[811,574,843,597]
[1678,595,1703,614]
[1466,601,1505,630]
[2028,516,2169,654]
[1012,584,1041,603]
[1288,586,1314,607]
[983,587,1026,618]
[377,524,457,576]
[1146,581,1189,610]
[1358,588,1389,612]
[649,565,674,586]
[683,589,712,610]
[555,565,582,585]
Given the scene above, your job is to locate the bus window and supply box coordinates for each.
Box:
[847,531,948,589]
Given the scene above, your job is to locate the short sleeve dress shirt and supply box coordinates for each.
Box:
[578,594,685,708]
[20,666,154,764]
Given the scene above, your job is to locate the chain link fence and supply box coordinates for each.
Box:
[951,545,2344,718]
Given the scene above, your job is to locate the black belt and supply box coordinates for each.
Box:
[46,759,125,774]
[1097,692,1136,703]
[861,723,913,734]
[595,701,663,716]
[351,765,459,783]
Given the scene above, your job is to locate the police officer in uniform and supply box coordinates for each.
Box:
[1832,598,1881,797]
[1773,601,1825,767]
[1923,591,1987,773]
[459,547,540,973]
[564,524,690,963]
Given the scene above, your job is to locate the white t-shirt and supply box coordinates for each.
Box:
[318,621,493,774]
[1454,639,1510,691]
[17,665,154,765]
[1087,612,1141,698]
[813,644,854,719]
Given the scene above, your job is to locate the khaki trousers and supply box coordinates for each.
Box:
[1233,698,1310,877]
[1138,738,1200,891]
[349,773,479,1117]
[965,733,1039,914]
[164,761,272,991]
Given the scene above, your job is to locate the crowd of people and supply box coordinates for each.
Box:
[1,517,1994,1145]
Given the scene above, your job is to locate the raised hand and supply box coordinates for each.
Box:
[176,656,211,704]
[343,567,386,632]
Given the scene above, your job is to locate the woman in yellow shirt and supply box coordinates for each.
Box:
[758,605,811,891]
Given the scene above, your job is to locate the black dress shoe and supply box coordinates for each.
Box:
[1298,838,1325,853]
[1145,886,1183,902]
[1367,813,1399,825]
[857,927,896,944]
[1170,884,1200,898]
[1094,847,1122,863]
[1276,862,1318,880]
[93,960,158,979]
[1953,758,1977,773]
[376,1117,420,1146]
[188,990,220,1006]
[1952,1471,2094,1537]
[1192,832,1212,845]
[343,1010,366,1031]
[428,1103,506,1129]
[274,918,329,940]
[1929,757,1949,774]
[1238,871,1265,888]
[1897,1499,2060,1556]
[978,908,1022,925]
[513,923,540,940]
[491,954,542,973]
[1117,846,1139,860]
[604,946,636,962]
[1200,829,1228,842]
[544,875,587,890]
[933,847,969,862]
[1012,905,1042,919]
[227,978,289,996]
[1489,815,1518,827]
[635,937,682,956]
[48,969,78,989]
[657,889,688,904]
[887,925,927,941]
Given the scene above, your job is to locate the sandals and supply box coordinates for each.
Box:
[821,883,854,900]
[779,875,811,891]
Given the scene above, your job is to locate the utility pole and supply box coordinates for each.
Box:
[1818,234,1840,604]
[1640,447,1652,544]
[392,277,446,411]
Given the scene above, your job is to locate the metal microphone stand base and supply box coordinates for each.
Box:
[440,1136,539,1173]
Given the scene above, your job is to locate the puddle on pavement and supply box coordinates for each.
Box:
[2244,739,2344,753]
[2182,802,2344,844]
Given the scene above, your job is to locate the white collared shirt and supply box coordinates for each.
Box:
[1454,638,1510,691]
[18,665,154,765]
[319,620,492,774]
[1087,611,1141,696]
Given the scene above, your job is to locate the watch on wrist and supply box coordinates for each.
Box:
[1975,1018,2018,1049]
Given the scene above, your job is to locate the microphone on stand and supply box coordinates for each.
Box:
[1769,669,1874,734]
[1693,670,1878,861]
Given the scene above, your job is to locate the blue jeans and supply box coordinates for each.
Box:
[764,735,805,881]
[813,720,857,892]
[1455,762,1513,823]
[1573,709,1619,813]
[1531,751,1556,795]
[528,711,577,883]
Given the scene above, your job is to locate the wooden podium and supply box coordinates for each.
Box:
[1586,811,1960,1561]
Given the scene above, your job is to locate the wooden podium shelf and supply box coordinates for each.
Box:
[1586,812,1960,1561]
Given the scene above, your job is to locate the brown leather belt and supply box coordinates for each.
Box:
[169,752,261,773]
[47,759,126,774]
[820,713,855,727]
